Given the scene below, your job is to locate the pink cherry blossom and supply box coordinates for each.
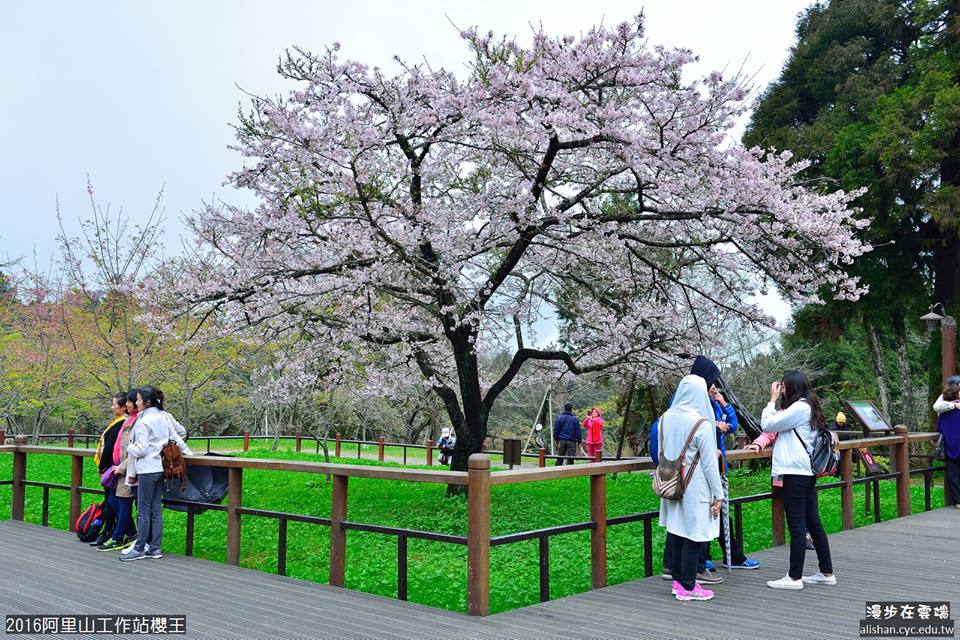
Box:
[174,16,870,469]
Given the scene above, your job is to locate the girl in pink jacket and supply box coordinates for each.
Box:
[583,407,604,458]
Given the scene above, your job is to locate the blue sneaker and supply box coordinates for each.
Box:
[722,558,761,570]
[704,560,716,571]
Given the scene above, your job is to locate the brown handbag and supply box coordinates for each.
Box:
[652,416,706,500]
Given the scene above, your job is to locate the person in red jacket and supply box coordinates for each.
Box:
[583,407,604,459]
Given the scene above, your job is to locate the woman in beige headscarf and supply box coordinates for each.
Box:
[658,374,724,601]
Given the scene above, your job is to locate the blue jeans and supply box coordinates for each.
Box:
[134,473,164,552]
[110,487,137,542]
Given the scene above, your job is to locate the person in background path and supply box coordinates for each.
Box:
[583,407,604,459]
[935,375,960,508]
[119,386,192,562]
[90,392,126,547]
[761,371,835,590]
[658,375,724,601]
[437,428,456,465]
[553,402,582,466]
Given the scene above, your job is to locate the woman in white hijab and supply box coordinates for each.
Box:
[658,374,725,601]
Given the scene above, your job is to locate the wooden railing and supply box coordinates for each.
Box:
[0,428,949,616]
[7,428,612,466]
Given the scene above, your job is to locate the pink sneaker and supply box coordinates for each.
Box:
[675,583,714,601]
[671,580,681,595]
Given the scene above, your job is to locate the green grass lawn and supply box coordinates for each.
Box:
[0,448,945,614]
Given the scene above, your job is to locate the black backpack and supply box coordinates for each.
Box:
[794,428,840,477]
[75,501,105,542]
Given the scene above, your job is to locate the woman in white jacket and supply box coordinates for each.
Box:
[761,370,835,590]
[119,386,191,562]
[658,375,724,601]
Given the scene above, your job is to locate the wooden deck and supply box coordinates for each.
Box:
[1,508,957,639]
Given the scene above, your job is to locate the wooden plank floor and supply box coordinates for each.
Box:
[0,508,957,639]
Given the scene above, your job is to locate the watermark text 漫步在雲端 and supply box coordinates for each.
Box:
[861,602,954,638]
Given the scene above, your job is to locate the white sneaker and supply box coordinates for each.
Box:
[767,575,803,590]
[802,572,837,585]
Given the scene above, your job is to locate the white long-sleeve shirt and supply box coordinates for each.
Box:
[126,407,192,479]
[933,395,959,415]
[761,399,814,477]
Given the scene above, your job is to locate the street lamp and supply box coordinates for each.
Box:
[920,303,957,384]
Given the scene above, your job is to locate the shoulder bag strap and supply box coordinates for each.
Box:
[679,418,707,491]
[792,428,811,454]
[658,414,666,460]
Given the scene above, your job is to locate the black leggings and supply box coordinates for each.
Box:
[946,458,960,505]
[782,474,833,580]
[669,533,701,591]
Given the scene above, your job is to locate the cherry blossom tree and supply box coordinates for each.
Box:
[179,16,870,471]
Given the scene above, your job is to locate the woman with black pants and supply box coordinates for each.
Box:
[761,371,835,590]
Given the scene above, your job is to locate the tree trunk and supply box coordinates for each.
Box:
[615,374,637,459]
[865,318,892,422]
[892,315,914,428]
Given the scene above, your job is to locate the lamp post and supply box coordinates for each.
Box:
[920,303,957,384]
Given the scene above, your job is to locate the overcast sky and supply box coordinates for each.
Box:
[1,0,811,321]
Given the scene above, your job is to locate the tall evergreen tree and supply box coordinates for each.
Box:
[745,0,960,423]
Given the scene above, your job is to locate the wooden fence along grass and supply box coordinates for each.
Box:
[0,437,944,615]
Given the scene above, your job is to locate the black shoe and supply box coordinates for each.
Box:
[97,539,128,552]
[89,534,109,547]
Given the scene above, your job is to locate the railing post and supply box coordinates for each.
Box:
[590,472,607,589]
[593,449,602,464]
[840,448,854,530]
[296,431,302,453]
[69,454,83,531]
[335,433,341,458]
[467,454,491,616]
[538,536,550,602]
[736,434,747,468]
[894,426,911,517]
[278,518,288,576]
[538,448,546,468]
[771,484,786,546]
[202,421,208,437]
[426,440,433,467]
[243,430,250,452]
[185,506,195,556]
[67,429,74,448]
[397,535,408,601]
[227,467,243,565]
[12,435,27,521]
[0,429,5,445]
[330,474,349,587]
[378,437,385,462]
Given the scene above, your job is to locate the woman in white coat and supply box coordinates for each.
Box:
[658,375,724,601]
[761,370,835,590]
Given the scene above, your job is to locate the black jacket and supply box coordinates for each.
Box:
[97,417,124,474]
